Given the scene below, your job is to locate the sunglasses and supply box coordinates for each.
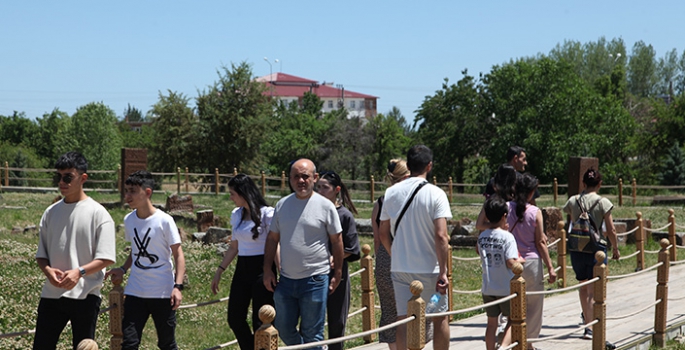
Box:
[53,173,78,184]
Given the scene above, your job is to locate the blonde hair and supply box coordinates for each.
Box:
[385,159,410,185]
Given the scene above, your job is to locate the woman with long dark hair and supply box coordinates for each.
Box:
[317,170,361,350]
[210,174,276,350]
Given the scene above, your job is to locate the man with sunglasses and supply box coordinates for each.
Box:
[33,151,117,349]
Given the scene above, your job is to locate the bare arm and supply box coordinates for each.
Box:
[170,243,185,310]
[104,254,132,285]
[371,201,381,254]
[434,217,450,294]
[329,232,344,294]
[475,206,489,231]
[211,240,239,294]
[379,220,392,255]
[605,212,620,260]
[263,231,280,292]
[533,210,556,283]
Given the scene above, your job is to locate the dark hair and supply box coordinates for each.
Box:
[229,174,269,240]
[407,145,432,174]
[484,194,508,224]
[55,151,88,173]
[583,167,602,187]
[494,164,517,201]
[320,171,358,214]
[506,146,525,163]
[514,173,539,222]
[125,170,155,190]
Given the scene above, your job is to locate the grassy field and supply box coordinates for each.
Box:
[0,190,684,349]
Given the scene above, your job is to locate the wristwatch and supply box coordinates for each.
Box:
[173,283,184,291]
[79,267,86,276]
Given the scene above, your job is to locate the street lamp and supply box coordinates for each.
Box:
[609,53,622,62]
[264,57,273,97]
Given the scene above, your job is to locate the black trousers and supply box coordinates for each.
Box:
[121,295,178,350]
[33,294,101,350]
[228,254,275,350]
[327,261,351,350]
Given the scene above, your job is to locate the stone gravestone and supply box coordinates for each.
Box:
[166,194,194,213]
[567,157,599,198]
[120,148,148,201]
[541,207,563,252]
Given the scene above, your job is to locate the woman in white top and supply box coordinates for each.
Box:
[211,174,276,350]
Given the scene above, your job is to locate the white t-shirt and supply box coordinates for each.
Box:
[123,209,181,298]
[36,197,116,299]
[478,227,519,296]
[269,192,342,279]
[380,177,453,274]
[231,206,274,256]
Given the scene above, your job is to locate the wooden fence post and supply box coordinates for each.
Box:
[176,167,181,194]
[618,178,623,207]
[360,244,376,343]
[432,176,437,186]
[215,168,219,195]
[4,161,8,187]
[261,171,266,198]
[185,167,189,193]
[510,262,526,350]
[654,239,670,348]
[557,221,567,288]
[448,177,453,203]
[593,251,607,350]
[233,167,238,176]
[280,171,286,191]
[668,209,677,262]
[632,178,637,205]
[553,178,558,207]
[370,175,375,203]
[407,281,426,350]
[109,280,125,350]
[116,164,121,197]
[636,212,645,271]
[254,305,279,350]
[447,245,454,317]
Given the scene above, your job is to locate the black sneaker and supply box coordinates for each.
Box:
[583,328,593,340]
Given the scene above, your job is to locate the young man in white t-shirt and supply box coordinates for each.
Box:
[477,195,521,350]
[106,171,186,350]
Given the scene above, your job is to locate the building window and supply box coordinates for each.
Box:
[350,101,356,108]
[328,100,333,108]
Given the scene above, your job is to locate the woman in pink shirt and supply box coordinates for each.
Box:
[508,173,557,349]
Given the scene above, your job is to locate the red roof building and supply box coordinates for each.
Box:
[256,73,378,119]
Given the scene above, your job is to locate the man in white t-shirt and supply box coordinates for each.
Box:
[379,145,453,350]
[106,170,186,350]
[263,158,344,350]
[34,151,116,349]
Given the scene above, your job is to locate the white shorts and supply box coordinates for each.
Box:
[391,272,448,316]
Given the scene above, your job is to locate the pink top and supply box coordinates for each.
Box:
[507,202,540,260]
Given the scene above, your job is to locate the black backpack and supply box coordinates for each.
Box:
[567,194,607,254]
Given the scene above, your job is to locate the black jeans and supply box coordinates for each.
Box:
[228,254,275,350]
[327,261,350,350]
[33,294,101,350]
[121,295,178,350]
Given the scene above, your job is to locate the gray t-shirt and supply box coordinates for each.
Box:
[269,192,342,279]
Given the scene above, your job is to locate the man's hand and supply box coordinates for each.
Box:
[547,269,558,284]
[211,271,222,295]
[263,269,277,292]
[612,246,621,260]
[171,288,182,310]
[329,274,341,295]
[104,268,124,285]
[58,269,81,290]
[436,275,449,295]
[44,266,64,287]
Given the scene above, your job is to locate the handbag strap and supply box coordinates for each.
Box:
[394,181,428,236]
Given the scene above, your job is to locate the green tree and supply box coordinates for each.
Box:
[0,111,39,147]
[62,102,123,172]
[628,41,658,97]
[32,109,71,163]
[414,71,491,183]
[320,113,373,180]
[149,91,197,172]
[196,62,272,173]
[364,108,413,178]
[123,103,145,122]
[658,141,685,186]
[656,48,680,96]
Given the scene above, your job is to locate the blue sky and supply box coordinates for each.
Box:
[1,1,683,122]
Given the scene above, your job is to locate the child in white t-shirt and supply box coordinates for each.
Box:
[477,195,522,350]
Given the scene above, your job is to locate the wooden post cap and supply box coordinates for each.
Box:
[636,212,642,219]
[511,262,523,276]
[557,221,565,230]
[409,280,424,296]
[259,305,276,325]
[362,244,371,255]
[669,209,675,215]
[660,238,670,249]
[76,339,98,350]
[595,251,606,264]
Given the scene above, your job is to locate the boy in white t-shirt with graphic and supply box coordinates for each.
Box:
[477,195,522,350]
[106,171,186,350]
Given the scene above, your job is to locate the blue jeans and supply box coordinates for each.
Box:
[274,274,329,350]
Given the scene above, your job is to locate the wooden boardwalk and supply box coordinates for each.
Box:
[353,262,685,350]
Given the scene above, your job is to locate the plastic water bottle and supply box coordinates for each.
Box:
[426,293,442,314]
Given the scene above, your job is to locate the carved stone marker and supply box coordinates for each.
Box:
[196,210,214,232]
[567,157,599,198]
[120,148,148,201]
[166,194,194,213]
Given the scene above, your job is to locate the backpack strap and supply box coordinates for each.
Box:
[577,193,603,231]
[393,181,428,237]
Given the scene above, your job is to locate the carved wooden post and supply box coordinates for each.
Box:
[109,280,125,350]
[4,161,8,187]
[654,239,670,348]
[280,171,286,191]
[214,168,219,195]
[553,178,558,206]
[593,251,607,350]
[432,176,437,186]
[636,212,645,271]
[116,164,122,195]
[557,221,567,288]
[407,281,426,350]
[618,178,623,206]
[176,167,181,194]
[668,209,677,262]
[360,244,376,343]
[233,167,238,176]
[185,167,189,193]
[261,171,266,198]
[447,245,454,317]
[370,175,375,203]
[632,178,637,205]
[510,262,526,350]
[254,305,279,350]
[448,177,453,203]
